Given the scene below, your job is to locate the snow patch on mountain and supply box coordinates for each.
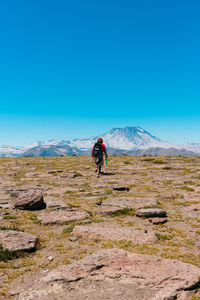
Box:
[0,145,23,156]
[179,143,200,153]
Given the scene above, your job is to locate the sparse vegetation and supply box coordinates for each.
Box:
[0,245,18,262]
[0,226,21,231]
[155,233,173,241]
[3,215,17,220]
[62,225,75,235]
[180,185,195,192]
[152,159,166,164]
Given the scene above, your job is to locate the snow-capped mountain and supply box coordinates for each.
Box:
[67,126,174,150]
[0,145,23,157]
[179,142,200,153]
[0,126,199,157]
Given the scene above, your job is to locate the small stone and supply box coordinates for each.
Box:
[69,237,78,242]
[113,187,130,191]
[0,201,13,209]
[48,256,54,261]
[25,173,39,177]
[10,191,20,198]
[149,217,167,224]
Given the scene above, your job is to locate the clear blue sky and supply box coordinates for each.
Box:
[0,0,200,145]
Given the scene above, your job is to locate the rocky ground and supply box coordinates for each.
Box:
[0,155,200,299]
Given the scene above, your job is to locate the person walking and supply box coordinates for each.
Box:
[92,138,108,177]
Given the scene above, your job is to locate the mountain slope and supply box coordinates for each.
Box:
[22,145,74,157]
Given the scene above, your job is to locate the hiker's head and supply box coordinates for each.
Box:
[97,138,103,143]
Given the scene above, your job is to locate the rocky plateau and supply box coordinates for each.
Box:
[0,155,200,299]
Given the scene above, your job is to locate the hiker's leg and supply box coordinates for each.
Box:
[99,158,103,174]
[97,162,101,175]
[94,158,98,173]
[99,165,101,174]
[96,164,100,177]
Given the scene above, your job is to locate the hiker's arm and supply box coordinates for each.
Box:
[102,144,107,158]
[91,148,94,157]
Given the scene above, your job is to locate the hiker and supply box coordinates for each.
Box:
[92,138,108,176]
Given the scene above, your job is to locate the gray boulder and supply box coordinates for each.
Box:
[14,189,46,210]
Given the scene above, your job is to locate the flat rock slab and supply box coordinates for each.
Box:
[103,197,157,209]
[149,217,168,225]
[37,210,89,225]
[45,197,69,210]
[136,208,167,218]
[72,223,156,244]
[95,205,127,215]
[14,248,200,300]
[25,172,39,177]
[14,189,46,210]
[0,230,37,252]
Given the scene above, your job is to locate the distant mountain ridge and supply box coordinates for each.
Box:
[0,126,200,157]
